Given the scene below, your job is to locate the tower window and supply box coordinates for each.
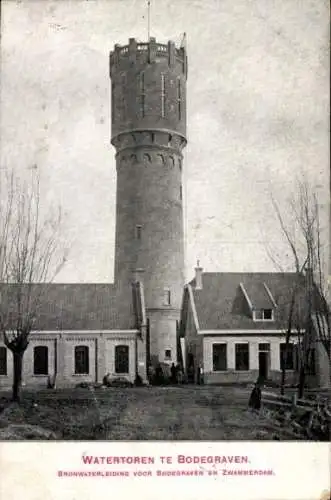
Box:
[180,185,182,200]
[177,78,182,120]
[139,72,145,117]
[163,288,171,306]
[161,73,165,118]
[165,349,171,360]
[135,225,142,240]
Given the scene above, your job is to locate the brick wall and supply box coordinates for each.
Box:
[110,38,188,367]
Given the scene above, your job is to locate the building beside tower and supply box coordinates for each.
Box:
[0,36,329,389]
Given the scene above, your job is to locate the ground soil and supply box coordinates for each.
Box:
[0,385,320,440]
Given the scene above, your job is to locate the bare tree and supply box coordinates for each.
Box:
[0,169,68,402]
[268,179,330,397]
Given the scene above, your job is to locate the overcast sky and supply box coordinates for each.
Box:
[1,0,329,283]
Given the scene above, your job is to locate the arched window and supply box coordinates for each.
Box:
[0,347,7,376]
[33,346,48,375]
[115,345,129,374]
[157,154,165,166]
[143,153,151,164]
[75,346,89,374]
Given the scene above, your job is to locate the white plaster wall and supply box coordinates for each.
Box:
[203,335,299,374]
[149,311,179,364]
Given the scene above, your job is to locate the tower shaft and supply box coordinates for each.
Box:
[110,37,187,364]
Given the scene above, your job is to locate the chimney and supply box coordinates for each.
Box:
[195,260,203,290]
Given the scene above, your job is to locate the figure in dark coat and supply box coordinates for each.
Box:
[155,364,164,385]
[170,363,177,384]
[248,381,262,412]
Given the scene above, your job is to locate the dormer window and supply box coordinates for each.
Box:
[253,309,274,321]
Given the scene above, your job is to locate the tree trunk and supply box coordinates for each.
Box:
[281,336,291,396]
[298,365,305,399]
[280,366,286,396]
[12,351,23,402]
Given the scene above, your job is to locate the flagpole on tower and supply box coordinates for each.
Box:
[147,1,151,40]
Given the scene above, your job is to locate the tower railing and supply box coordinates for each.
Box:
[137,43,148,52]
[113,40,185,63]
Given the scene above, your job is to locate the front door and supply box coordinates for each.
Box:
[258,352,269,380]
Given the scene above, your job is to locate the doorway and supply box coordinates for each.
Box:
[258,343,270,381]
[258,352,269,380]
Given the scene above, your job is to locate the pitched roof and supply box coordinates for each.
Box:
[0,282,137,331]
[188,272,307,331]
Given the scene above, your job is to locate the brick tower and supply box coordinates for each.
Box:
[109,37,187,365]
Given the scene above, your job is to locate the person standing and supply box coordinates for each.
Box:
[170,363,177,384]
[248,379,262,412]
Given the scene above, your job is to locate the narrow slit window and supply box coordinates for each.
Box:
[136,225,142,240]
[140,72,145,117]
[121,74,126,120]
[161,73,165,118]
[163,288,171,306]
[177,78,182,120]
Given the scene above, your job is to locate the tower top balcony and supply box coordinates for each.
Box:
[109,37,187,79]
